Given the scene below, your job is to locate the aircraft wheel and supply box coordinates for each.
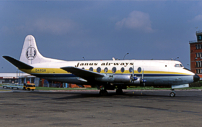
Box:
[116,89,123,95]
[170,92,175,97]
[99,90,108,96]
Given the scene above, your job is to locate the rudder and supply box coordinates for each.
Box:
[20,35,47,64]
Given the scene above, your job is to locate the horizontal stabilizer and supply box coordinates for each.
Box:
[3,56,33,69]
[61,66,104,79]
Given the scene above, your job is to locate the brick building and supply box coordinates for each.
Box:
[189,31,202,79]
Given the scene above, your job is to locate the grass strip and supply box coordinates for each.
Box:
[35,87,98,90]
[35,86,202,91]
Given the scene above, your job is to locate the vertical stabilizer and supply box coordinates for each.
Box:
[20,35,48,64]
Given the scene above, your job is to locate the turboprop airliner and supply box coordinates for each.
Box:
[3,35,200,97]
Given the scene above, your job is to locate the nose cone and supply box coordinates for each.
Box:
[194,74,200,82]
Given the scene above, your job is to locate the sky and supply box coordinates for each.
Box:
[1,0,202,72]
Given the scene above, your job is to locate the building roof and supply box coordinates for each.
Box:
[0,73,34,78]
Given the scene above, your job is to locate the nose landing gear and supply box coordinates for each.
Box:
[170,89,176,97]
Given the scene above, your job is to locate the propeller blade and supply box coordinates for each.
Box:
[142,68,146,86]
[142,68,144,79]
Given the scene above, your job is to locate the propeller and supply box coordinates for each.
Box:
[132,65,138,81]
[141,68,146,86]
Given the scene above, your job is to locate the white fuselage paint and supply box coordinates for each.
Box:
[29,59,195,86]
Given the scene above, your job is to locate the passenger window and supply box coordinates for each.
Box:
[112,67,116,73]
[137,67,141,73]
[89,67,93,71]
[97,67,101,73]
[129,67,133,73]
[104,67,108,73]
[121,67,125,73]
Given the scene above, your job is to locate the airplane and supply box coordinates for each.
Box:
[3,35,200,97]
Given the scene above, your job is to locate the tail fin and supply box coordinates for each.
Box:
[20,35,50,64]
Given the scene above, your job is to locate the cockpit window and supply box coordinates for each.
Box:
[175,64,183,67]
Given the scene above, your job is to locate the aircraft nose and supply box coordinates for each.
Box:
[194,74,200,82]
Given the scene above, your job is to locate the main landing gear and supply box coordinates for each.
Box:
[170,89,176,97]
[99,88,124,96]
[116,88,123,95]
[99,89,108,96]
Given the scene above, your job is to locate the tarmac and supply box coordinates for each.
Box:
[0,88,202,127]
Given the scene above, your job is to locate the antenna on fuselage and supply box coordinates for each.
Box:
[142,69,145,86]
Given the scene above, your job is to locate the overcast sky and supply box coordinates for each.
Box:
[1,0,202,72]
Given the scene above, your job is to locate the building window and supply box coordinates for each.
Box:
[196,44,202,49]
[196,53,199,57]
[196,69,201,74]
[196,61,202,67]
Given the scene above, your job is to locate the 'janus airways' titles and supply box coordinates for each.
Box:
[76,62,134,67]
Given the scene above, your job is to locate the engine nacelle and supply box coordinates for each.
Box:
[95,74,131,83]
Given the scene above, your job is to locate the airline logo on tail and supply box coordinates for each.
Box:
[26,47,37,60]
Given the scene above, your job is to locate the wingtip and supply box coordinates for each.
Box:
[2,55,33,69]
[2,56,11,59]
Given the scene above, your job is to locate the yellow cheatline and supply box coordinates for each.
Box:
[21,68,191,75]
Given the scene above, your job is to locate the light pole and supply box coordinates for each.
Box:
[123,53,129,60]
[174,57,179,60]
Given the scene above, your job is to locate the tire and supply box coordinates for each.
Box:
[99,90,108,96]
[116,89,123,95]
[170,92,175,97]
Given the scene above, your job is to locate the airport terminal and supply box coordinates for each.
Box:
[189,30,202,80]
[0,72,90,88]
[0,72,69,87]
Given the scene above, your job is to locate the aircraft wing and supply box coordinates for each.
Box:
[61,66,104,79]
[3,56,33,69]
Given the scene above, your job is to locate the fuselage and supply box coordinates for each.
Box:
[20,59,195,86]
